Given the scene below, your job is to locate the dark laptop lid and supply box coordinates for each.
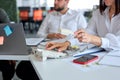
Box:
[0,23,28,55]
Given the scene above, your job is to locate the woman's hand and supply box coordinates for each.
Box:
[74,29,102,46]
[46,41,70,52]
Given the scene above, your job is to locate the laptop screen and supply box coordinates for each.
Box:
[0,23,28,55]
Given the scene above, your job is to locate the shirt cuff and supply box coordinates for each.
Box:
[101,38,109,49]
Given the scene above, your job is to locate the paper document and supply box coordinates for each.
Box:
[106,50,120,57]
[99,56,120,67]
[99,50,120,67]
[26,38,44,46]
[61,28,74,35]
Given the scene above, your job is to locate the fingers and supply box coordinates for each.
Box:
[74,29,85,35]
[47,33,66,39]
[74,29,91,43]
[74,29,85,38]
[46,42,68,52]
[74,29,86,40]
[46,42,55,49]
[55,33,66,39]
[46,42,61,50]
[58,46,67,52]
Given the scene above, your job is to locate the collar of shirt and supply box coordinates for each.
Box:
[55,8,73,16]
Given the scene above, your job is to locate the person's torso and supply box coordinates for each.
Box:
[93,9,120,37]
[47,10,81,33]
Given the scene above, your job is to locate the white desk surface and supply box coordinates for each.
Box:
[30,52,120,80]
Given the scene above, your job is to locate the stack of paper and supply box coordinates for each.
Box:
[99,50,120,67]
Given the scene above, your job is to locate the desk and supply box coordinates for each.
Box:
[30,52,120,80]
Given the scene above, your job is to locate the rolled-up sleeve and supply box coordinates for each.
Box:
[101,33,120,51]
[37,14,50,38]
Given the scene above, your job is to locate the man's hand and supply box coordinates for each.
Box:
[47,33,66,39]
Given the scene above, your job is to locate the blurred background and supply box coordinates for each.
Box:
[0,0,99,34]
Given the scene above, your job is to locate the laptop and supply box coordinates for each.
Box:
[0,23,29,55]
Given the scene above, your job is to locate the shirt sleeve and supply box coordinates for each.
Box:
[77,12,87,29]
[101,33,120,51]
[86,10,98,35]
[37,14,50,38]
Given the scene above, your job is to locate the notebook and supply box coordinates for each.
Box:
[0,23,29,55]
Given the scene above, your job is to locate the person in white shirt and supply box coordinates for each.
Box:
[46,0,120,52]
[16,0,87,80]
[37,0,87,40]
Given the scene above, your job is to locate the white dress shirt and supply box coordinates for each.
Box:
[87,7,120,51]
[37,9,87,46]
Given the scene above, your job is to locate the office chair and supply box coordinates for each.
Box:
[19,10,29,30]
[33,9,43,32]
